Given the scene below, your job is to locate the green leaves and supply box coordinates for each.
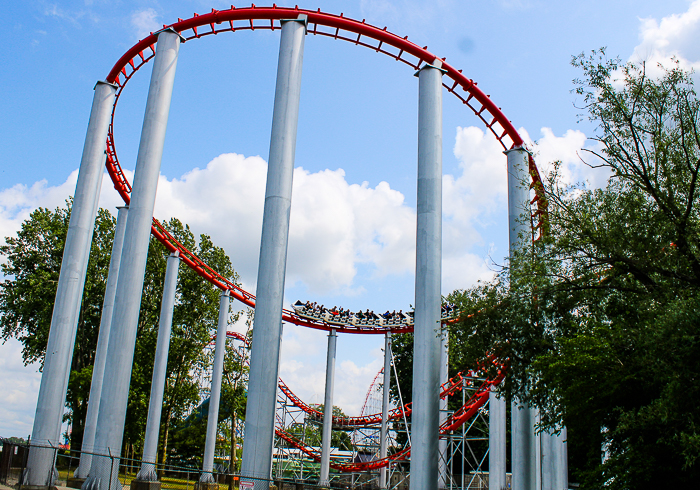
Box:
[0,203,243,462]
[447,54,700,487]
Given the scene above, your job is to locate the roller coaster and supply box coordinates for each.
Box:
[25,5,549,490]
[101,4,544,484]
[199,330,503,478]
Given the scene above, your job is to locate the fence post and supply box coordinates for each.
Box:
[50,443,59,487]
[107,449,114,490]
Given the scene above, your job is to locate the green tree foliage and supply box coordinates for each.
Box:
[0,204,242,464]
[166,329,250,470]
[286,405,353,452]
[447,53,700,488]
[0,203,115,451]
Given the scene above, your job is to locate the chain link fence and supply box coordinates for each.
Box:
[0,439,376,490]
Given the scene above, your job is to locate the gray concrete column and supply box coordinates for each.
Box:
[76,206,129,479]
[24,80,116,487]
[438,332,449,489]
[505,146,531,259]
[318,329,337,487]
[506,146,538,490]
[541,428,567,490]
[410,60,443,490]
[136,251,181,481]
[379,333,392,489]
[489,390,507,490]
[240,15,306,487]
[83,28,181,490]
[200,291,231,483]
[511,402,538,490]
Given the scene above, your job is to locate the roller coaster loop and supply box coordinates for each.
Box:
[101,4,547,335]
[102,5,540,473]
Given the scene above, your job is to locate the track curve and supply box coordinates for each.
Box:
[100,5,546,335]
[98,5,537,473]
[221,330,504,471]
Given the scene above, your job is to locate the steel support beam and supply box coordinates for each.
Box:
[438,332,448,489]
[318,329,337,487]
[136,252,181,481]
[489,389,507,490]
[506,147,538,490]
[77,206,129,479]
[200,291,231,483]
[24,80,116,487]
[541,428,568,490]
[240,15,306,487]
[379,333,392,489]
[83,28,181,490]
[410,60,443,490]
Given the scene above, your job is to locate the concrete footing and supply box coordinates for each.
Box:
[20,485,58,490]
[66,477,86,489]
[131,480,162,490]
[194,482,218,490]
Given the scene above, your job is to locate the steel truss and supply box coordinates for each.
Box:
[272,372,491,490]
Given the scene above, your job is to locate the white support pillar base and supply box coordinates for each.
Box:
[318,329,338,487]
[25,79,116,487]
[410,60,443,490]
[240,15,306,486]
[379,333,392,489]
[77,205,128,479]
[200,291,231,483]
[84,28,181,490]
[137,252,181,482]
[489,390,507,490]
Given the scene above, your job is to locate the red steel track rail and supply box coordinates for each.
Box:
[99,6,535,471]
[102,5,547,335]
[216,331,504,471]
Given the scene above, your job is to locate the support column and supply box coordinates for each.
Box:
[379,333,392,489]
[84,28,181,490]
[318,329,337,488]
[134,251,181,487]
[75,206,129,481]
[489,389,507,490]
[23,80,116,489]
[506,147,538,490]
[199,291,231,486]
[438,332,448,489]
[410,60,443,490]
[541,428,567,490]
[240,15,306,488]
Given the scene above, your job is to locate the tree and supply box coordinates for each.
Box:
[286,405,353,452]
[447,53,700,488]
[0,203,115,452]
[220,326,251,473]
[0,204,242,464]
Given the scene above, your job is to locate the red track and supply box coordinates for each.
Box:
[223,331,503,471]
[101,5,546,335]
[102,5,540,472]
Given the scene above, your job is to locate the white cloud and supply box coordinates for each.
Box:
[278,324,385,416]
[532,127,610,189]
[131,8,161,40]
[442,125,515,291]
[0,339,41,438]
[150,153,420,294]
[43,4,82,25]
[632,1,700,76]
[0,171,124,256]
[0,129,524,419]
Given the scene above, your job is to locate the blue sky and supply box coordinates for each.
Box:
[2,0,699,437]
